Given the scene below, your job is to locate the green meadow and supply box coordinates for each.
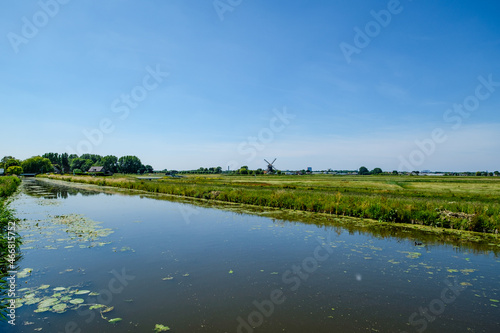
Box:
[40,173,500,234]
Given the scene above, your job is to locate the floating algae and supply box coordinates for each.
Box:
[17,213,114,249]
[154,324,171,332]
[108,318,122,324]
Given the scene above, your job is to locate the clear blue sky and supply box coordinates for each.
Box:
[2,0,500,172]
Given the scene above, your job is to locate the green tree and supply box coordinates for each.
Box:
[118,156,143,174]
[6,166,23,175]
[42,153,60,165]
[82,159,94,172]
[359,166,369,175]
[239,166,249,175]
[61,153,70,173]
[80,154,102,164]
[495,171,499,176]
[1,156,15,165]
[4,158,21,169]
[70,158,87,172]
[144,165,154,173]
[21,156,53,174]
[392,170,398,175]
[100,155,118,173]
[371,167,383,175]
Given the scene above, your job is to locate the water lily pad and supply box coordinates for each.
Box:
[17,268,33,279]
[25,297,42,305]
[70,298,85,305]
[38,298,59,308]
[53,287,66,291]
[229,270,234,274]
[34,307,50,313]
[108,318,122,324]
[52,303,67,313]
[38,285,50,290]
[162,276,174,280]
[89,304,106,310]
[490,299,499,303]
[89,292,100,296]
[75,290,90,295]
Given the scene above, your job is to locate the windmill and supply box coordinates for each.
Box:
[264,158,277,174]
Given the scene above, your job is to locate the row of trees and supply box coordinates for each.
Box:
[0,156,53,175]
[0,154,154,175]
[358,166,383,175]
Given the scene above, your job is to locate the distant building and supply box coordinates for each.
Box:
[88,166,106,174]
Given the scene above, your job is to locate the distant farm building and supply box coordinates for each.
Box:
[88,166,105,173]
[88,166,112,175]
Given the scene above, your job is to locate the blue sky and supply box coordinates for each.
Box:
[1,0,500,171]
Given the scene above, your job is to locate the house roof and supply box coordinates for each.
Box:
[88,166,105,172]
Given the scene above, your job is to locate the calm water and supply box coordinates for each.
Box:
[1,179,499,332]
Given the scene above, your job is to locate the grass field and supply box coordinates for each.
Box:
[39,173,500,234]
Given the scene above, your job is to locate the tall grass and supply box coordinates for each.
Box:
[0,176,21,321]
[40,174,500,234]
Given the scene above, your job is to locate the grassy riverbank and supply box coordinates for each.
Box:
[0,176,21,263]
[0,176,21,321]
[40,173,500,234]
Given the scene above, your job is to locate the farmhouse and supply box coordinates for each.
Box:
[88,166,106,174]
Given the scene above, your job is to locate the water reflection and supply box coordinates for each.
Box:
[22,179,108,199]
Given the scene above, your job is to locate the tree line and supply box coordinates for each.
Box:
[0,154,153,175]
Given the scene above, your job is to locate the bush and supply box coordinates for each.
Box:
[6,166,23,175]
